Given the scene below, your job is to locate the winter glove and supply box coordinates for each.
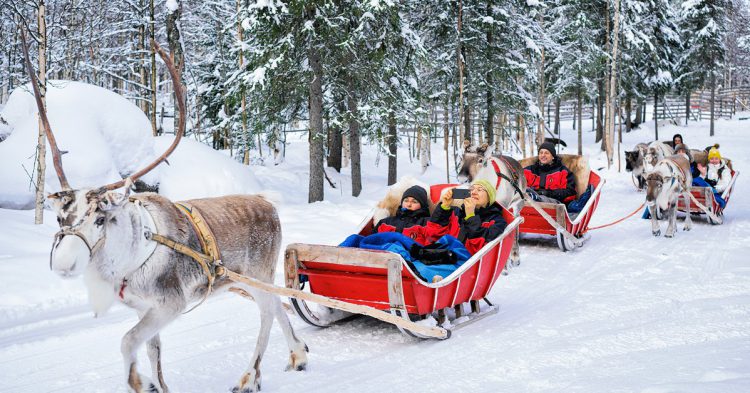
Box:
[526,188,541,202]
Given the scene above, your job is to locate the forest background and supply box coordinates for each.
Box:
[2,0,749,207]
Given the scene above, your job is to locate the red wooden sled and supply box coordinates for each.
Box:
[516,155,605,251]
[677,169,739,225]
[284,184,523,339]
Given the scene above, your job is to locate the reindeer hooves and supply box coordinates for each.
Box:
[285,348,308,372]
[232,385,259,393]
[652,230,661,237]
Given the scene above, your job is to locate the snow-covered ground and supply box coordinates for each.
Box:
[1,109,749,392]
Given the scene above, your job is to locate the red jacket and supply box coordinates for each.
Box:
[374,208,431,245]
[524,158,577,204]
[425,203,507,255]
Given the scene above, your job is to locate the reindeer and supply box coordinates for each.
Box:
[22,34,306,393]
[625,143,649,190]
[642,141,674,174]
[456,141,526,266]
[645,154,693,238]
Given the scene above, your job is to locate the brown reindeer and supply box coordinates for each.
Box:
[645,154,693,238]
[22,32,307,393]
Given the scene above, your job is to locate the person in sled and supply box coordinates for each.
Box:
[373,185,431,245]
[424,179,508,256]
[340,184,479,284]
[523,142,577,205]
[693,147,731,208]
[671,133,683,148]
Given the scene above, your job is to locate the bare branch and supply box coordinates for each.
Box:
[19,24,70,190]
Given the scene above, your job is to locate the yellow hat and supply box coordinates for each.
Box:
[471,179,496,203]
[707,147,721,160]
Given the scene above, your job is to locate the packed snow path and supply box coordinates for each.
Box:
[1,116,749,392]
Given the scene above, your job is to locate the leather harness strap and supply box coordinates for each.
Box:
[490,157,524,196]
[146,202,224,313]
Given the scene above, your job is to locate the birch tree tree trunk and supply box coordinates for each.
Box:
[138,0,148,114]
[554,97,561,135]
[457,0,466,143]
[536,13,546,149]
[710,62,716,137]
[605,0,620,166]
[577,89,583,155]
[444,102,450,183]
[654,92,659,140]
[34,2,48,225]
[149,0,157,136]
[239,0,250,165]
[387,111,397,185]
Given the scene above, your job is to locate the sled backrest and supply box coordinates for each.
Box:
[519,154,591,197]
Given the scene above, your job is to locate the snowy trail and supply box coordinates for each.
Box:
[1,117,750,392]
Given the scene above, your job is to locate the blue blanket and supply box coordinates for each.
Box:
[339,232,472,281]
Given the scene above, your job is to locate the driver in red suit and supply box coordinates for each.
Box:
[523,142,577,205]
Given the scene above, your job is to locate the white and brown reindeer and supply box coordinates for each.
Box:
[642,141,674,174]
[456,141,526,265]
[23,35,307,393]
[645,153,693,238]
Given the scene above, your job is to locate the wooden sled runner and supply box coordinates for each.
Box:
[677,168,739,225]
[283,184,523,339]
[517,154,605,251]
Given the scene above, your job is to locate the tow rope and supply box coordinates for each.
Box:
[582,202,646,233]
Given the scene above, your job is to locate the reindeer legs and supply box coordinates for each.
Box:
[123,307,181,393]
[665,202,678,238]
[271,294,308,372]
[233,287,275,393]
[683,191,693,231]
[649,204,661,237]
[146,334,169,393]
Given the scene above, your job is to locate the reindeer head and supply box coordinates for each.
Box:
[48,188,129,276]
[625,150,642,172]
[18,34,185,278]
[643,147,660,173]
[456,141,491,183]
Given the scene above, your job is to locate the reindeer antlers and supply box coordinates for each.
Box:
[100,40,186,192]
[19,26,70,190]
[21,26,185,194]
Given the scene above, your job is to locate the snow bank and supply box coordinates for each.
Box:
[0,81,157,208]
[153,136,261,201]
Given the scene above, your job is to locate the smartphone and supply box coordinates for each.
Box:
[452,188,471,199]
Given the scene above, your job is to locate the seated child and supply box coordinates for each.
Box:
[693,147,730,208]
[373,185,431,245]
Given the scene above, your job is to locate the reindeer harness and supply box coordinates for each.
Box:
[489,158,523,196]
[145,201,225,311]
